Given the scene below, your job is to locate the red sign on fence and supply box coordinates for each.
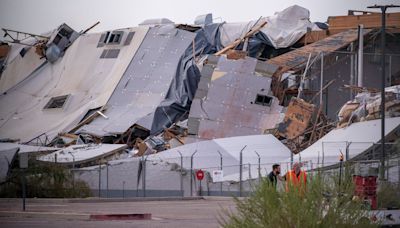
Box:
[196,169,204,181]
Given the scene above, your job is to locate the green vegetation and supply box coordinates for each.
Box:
[377,181,400,209]
[0,159,92,198]
[220,173,377,228]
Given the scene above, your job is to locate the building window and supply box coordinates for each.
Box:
[108,33,121,44]
[107,31,124,44]
[100,49,120,59]
[254,94,273,106]
[44,95,69,109]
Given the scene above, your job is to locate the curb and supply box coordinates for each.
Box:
[69,196,204,203]
[0,196,204,204]
[0,211,90,220]
[90,213,152,220]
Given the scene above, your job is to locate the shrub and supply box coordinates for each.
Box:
[220,173,377,228]
[0,161,92,198]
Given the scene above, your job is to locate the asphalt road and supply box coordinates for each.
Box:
[0,197,236,228]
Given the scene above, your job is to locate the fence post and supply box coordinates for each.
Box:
[98,163,101,197]
[122,181,125,198]
[248,163,251,179]
[398,159,400,188]
[106,162,109,198]
[68,152,75,190]
[190,150,198,196]
[217,150,223,196]
[322,142,325,168]
[310,160,314,176]
[290,152,293,168]
[345,142,351,161]
[254,151,261,183]
[177,150,184,197]
[239,145,247,197]
[142,155,148,197]
[372,143,375,160]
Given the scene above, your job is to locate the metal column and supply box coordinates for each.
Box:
[367,4,400,180]
[357,24,364,87]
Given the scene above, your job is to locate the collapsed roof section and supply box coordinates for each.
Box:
[76,25,197,137]
[0,42,46,94]
[0,5,398,168]
[219,5,318,52]
[0,24,80,94]
[188,55,282,141]
[37,144,127,166]
[0,27,148,143]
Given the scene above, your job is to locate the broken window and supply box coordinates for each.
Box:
[58,27,73,39]
[97,32,110,47]
[108,34,120,44]
[43,95,69,109]
[107,31,124,44]
[254,94,273,106]
[97,31,124,47]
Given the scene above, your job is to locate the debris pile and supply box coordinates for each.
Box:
[0,5,399,174]
[338,86,400,128]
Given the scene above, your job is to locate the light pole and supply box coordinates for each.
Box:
[367,4,400,180]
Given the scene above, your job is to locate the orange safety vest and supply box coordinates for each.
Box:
[285,170,307,193]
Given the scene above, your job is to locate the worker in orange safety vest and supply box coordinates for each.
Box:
[285,162,307,193]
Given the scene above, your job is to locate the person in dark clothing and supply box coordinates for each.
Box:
[267,164,281,188]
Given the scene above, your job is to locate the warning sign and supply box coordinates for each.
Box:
[212,170,223,182]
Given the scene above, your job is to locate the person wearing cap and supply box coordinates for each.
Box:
[285,162,307,193]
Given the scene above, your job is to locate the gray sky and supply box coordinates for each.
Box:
[0,0,399,38]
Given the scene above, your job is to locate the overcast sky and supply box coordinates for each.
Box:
[0,0,399,39]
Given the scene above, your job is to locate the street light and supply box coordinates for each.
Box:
[367,4,400,180]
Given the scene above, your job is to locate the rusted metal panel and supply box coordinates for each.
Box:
[328,12,400,30]
[278,97,315,140]
[296,30,329,45]
[267,29,371,74]
[0,44,10,59]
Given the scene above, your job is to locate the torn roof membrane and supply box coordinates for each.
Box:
[219,5,316,50]
[77,26,196,137]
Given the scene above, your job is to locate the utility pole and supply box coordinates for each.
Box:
[367,4,400,180]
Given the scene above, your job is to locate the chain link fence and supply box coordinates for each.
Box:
[65,141,399,198]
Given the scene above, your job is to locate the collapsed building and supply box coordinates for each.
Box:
[0,5,400,196]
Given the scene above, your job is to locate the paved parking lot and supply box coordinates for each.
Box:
[0,197,236,228]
